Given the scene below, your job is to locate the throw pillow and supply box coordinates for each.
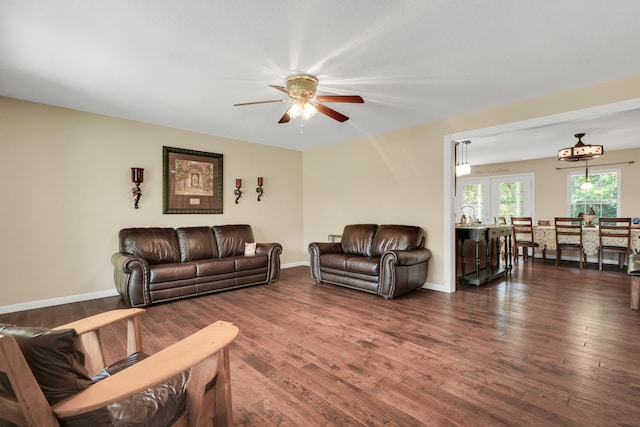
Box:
[244,242,257,256]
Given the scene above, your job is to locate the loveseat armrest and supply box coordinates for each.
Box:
[382,248,432,266]
[256,242,283,282]
[308,242,343,282]
[111,252,151,307]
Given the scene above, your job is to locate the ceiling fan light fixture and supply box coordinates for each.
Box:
[558,132,604,161]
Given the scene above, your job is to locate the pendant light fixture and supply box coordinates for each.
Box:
[558,132,604,161]
[580,160,594,190]
[455,140,471,177]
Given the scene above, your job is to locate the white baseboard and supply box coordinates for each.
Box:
[0,263,311,315]
[0,289,120,315]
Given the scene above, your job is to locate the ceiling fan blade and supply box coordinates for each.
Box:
[233,99,288,107]
[316,103,349,122]
[315,95,364,103]
[269,85,292,96]
[278,111,291,124]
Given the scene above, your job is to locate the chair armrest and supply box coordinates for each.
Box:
[54,309,145,376]
[54,308,145,335]
[52,320,239,419]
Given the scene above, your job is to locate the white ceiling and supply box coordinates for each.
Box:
[1,0,640,162]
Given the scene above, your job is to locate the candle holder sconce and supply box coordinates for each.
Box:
[256,177,264,201]
[131,167,144,209]
[234,179,243,204]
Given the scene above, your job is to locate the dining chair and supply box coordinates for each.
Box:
[511,217,546,264]
[554,217,584,268]
[598,217,632,271]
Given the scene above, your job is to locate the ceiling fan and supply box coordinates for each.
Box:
[233,74,364,123]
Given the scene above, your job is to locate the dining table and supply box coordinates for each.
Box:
[533,225,640,259]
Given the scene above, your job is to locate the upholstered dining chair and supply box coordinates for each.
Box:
[0,308,238,427]
[554,217,585,268]
[598,217,632,271]
[511,217,546,264]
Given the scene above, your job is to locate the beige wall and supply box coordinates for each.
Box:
[303,74,640,290]
[0,97,303,308]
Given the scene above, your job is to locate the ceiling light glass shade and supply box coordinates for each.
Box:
[456,163,471,177]
[580,179,594,190]
[558,133,604,161]
[288,101,317,120]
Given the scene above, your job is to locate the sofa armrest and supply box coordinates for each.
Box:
[308,242,343,283]
[308,242,343,255]
[111,253,151,307]
[256,242,283,282]
[382,248,432,266]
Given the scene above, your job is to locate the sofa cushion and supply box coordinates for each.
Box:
[149,263,197,283]
[193,258,236,276]
[214,224,255,258]
[341,224,378,257]
[120,228,181,265]
[371,225,424,257]
[0,325,92,404]
[345,257,380,276]
[176,227,218,262]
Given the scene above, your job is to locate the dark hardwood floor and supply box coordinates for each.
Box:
[2,261,640,426]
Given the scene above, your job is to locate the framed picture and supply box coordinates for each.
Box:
[163,146,223,214]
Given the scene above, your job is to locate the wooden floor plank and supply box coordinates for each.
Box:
[2,262,640,426]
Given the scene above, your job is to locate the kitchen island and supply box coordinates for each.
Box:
[456,224,512,287]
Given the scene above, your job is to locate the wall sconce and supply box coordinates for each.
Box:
[234,179,243,204]
[131,167,144,209]
[256,177,264,201]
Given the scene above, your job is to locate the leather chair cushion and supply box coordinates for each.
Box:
[176,227,218,262]
[120,228,181,265]
[65,352,188,427]
[341,224,378,257]
[0,325,92,404]
[371,225,424,257]
[214,224,255,258]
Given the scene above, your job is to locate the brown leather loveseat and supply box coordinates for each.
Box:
[308,224,432,299]
[112,224,282,307]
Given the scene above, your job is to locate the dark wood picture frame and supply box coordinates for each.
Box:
[163,146,223,214]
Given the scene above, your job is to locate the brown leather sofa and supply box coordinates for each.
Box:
[308,224,432,299]
[112,224,282,307]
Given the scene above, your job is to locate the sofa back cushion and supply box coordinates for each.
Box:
[0,325,93,404]
[176,227,218,262]
[213,224,255,258]
[371,225,424,257]
[119,228,181,265]
[341,224,378,257]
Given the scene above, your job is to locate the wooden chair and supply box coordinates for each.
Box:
[554,217,585,268]
[598,217,632,271]
[0,308,238,427]
[511,217,546,264]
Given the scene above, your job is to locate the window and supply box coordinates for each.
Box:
[569,168,620,219]
[457,174,533,223]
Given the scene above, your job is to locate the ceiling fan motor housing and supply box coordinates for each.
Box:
[286,74,318,99]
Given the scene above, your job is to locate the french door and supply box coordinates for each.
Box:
[456,173,534,224]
